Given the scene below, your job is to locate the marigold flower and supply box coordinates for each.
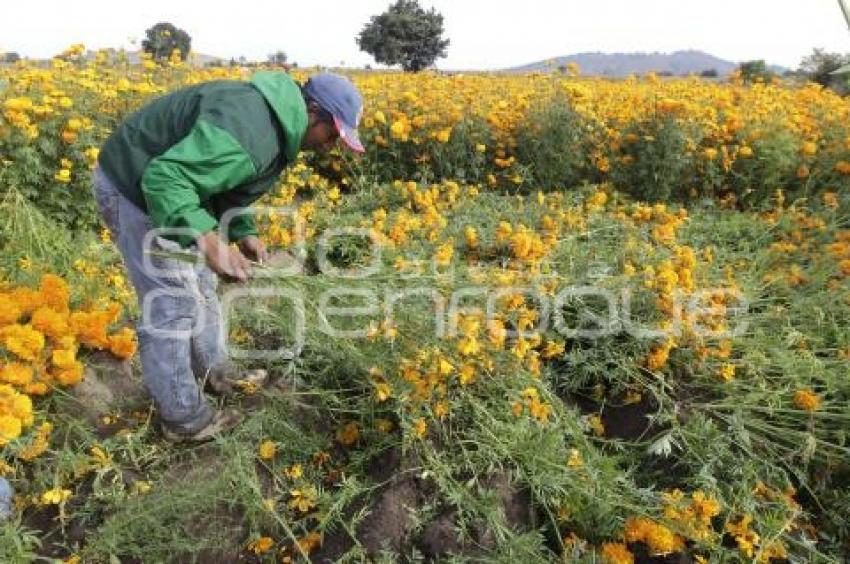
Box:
[258,440,277,460]
[41,487,72,505]
[0,363,34,387]
[793,388,821,412]
[107,327,137,359]
[601,542,634,564]
[247,536,274,554]
[0,324,46,361]
[0,414,22,446]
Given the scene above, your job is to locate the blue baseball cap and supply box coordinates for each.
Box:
[303,73,365,153]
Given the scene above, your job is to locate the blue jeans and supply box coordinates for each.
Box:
[92,166,223,433]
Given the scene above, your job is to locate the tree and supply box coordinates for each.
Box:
[268,50,288,66]
[1,52,20,63]
[799,48,850,92]
[738,60,775,83]
[142,22,191,62]
[357,0,449,72]
[700,68,718,78]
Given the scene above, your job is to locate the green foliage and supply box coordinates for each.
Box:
[738,59,775,83]
[0,519,41,563]
[609,115,695,202]
[514,95,590,191]
[357,0,449,72]
[731,125,799,205]
[798,48,850,93]
[141,22,192,62]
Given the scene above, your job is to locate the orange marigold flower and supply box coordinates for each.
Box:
[53,362,84,387]
[30,307,70,340]
[0,294,23,326]
[0,363,34,387]
[39,274,70,312]
[793,388,821,412]
[108,327,137,359]
[601,542,634,564]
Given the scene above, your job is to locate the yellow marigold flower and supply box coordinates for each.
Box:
[413,417,427,439]
[587,414,605,436]
[0,363,34,387]
[464,226,478,248]
[457,336,480,356]
[835,160,850,175]
[374,381,391,402]
[458,363,475,386]
[336,422,360,446]
[801,141,818,156]
[18,422,52,461]
[738,145,754,158]
[284,463,303,479]
[296,531,323,554]
[52,348,78,369]
[375,418,394,433]
[53,168,71,184]
[822,191,839,209]
[0,296,23,326]
[41,487,72,505]
[541,340,565,359]
[433,241,454,266]
[567,448,583,468]
[288,486,317,513]
[495,221,513,242]
[717,363,736,382]
[258,440,277,460]
[0,324,46,361]
[793,388,821,412]
[725,514,759,558]
[0,414,22,446]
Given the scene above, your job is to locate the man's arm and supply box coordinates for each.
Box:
[140,120,258,247]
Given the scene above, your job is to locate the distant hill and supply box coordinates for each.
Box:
[509,50,745,76]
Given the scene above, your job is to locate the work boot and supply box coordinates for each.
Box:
[206,361,269,395]
[161,407,243,442]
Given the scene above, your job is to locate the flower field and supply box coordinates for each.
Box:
[1,47,850,562]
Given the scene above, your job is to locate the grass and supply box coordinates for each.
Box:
[0,175,849,562]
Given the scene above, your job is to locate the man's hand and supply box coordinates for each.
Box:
[198,231,252,283]
[237,236,268,264]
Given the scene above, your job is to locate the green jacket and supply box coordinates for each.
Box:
[98,71,308,246]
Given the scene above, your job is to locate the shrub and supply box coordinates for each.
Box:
[608,115,696,202]
[514,95,590,191]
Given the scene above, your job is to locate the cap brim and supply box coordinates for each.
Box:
[333,115,365,153]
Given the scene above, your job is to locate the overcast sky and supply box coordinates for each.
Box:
[2,0,849,70]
